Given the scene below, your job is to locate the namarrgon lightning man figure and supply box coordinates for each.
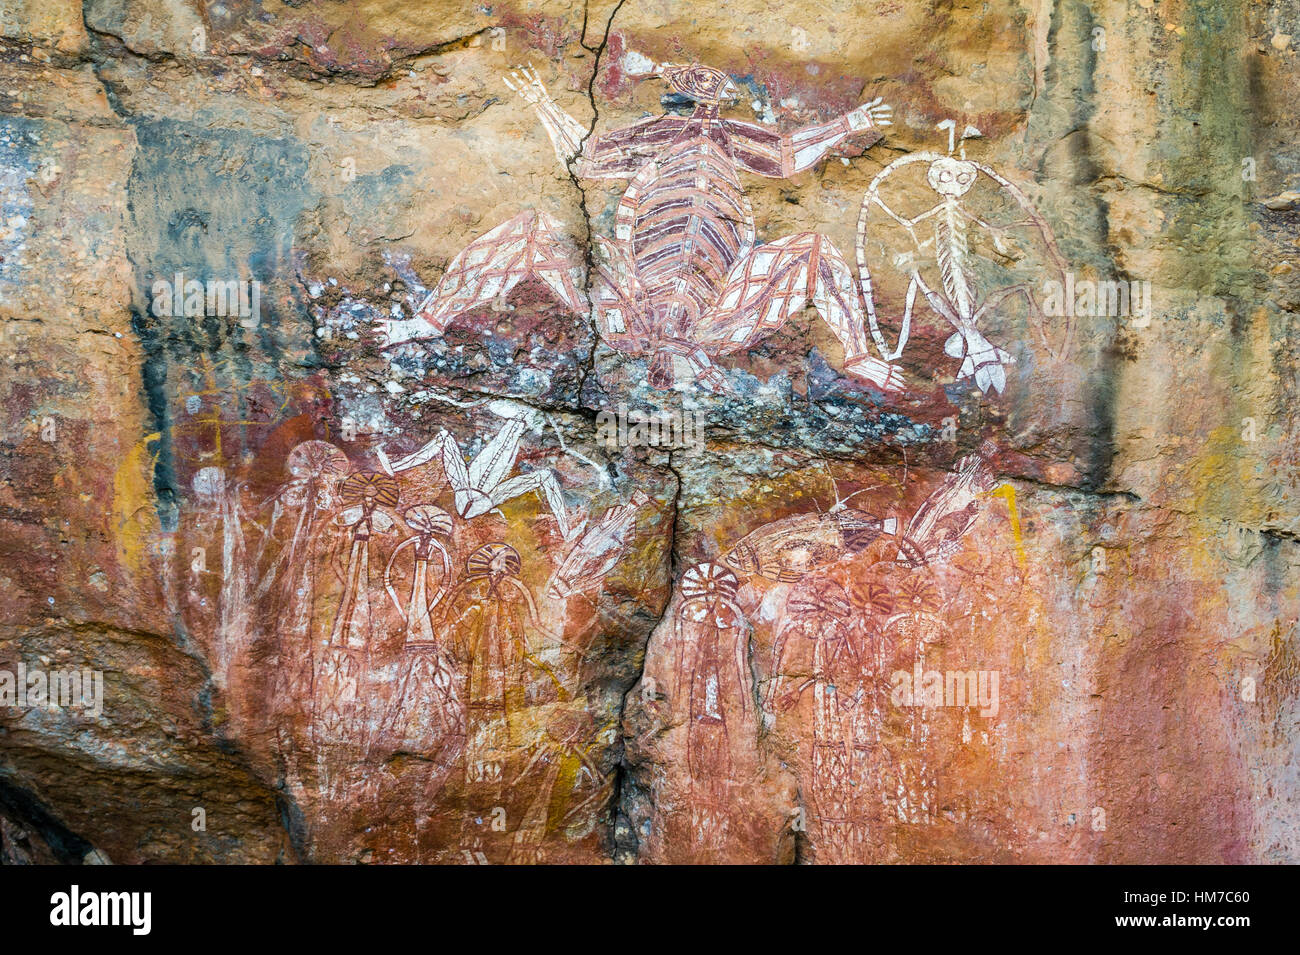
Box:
[382,57,907,393]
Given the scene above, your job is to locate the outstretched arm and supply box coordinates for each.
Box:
[505,66,587,168]
[765,620,831,714]
[505,66,685,180]
[376,429,464,478]
[727,98,892,178]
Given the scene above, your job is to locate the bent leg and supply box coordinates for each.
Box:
[384,211,587,346]
[378,429,465,480]
[591,235,649,347]
[467,417,528,492]
[490,470,580,541]
[692,232,905,392]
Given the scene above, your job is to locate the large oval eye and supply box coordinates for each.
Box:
[940,170,953,182]
[958,173,973,184]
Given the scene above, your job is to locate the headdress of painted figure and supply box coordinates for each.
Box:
[620,51,740,106]
[655,63,741,105]
[467,542,524,590]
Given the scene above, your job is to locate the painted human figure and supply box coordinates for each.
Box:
[768,577,866,862]
[375,503,464,847]
[262,441,349,672]
[385,60,905,393]
[382,504,462,752]
[314,471,399,750]
[507,707,609,863]
[260,441,350,790]
[674,562,752,850]
[858,126,1069,393]
[188,465,248,683]
[437,542,556,859]
[883,574,946,825]
[439,542,552,726]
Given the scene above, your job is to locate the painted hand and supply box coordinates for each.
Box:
[846,97,893,131]
[844,353,907,393]
[503,65,551,107]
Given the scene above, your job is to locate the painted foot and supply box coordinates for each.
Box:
[844,354,906,392]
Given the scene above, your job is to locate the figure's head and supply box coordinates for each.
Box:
[927,156,978,197]
[680,562,740,606]
[722,540,759,578]
[468,542,522,584]
[786,577,852,623]
[340,471,400,510]
[655,62,740,106]
[487,397,544,431]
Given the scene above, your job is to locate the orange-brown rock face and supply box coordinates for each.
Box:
[0,0,1296,864]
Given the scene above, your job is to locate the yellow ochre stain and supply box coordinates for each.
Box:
[113,432,161,576]
[987,483,1027,568]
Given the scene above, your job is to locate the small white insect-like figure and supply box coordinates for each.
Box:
[545,490,651,601]
[857,121,1069,394]
[376,393,606,542]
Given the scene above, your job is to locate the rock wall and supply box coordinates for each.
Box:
[0,0,1297,864]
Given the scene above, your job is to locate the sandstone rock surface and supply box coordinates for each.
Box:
[0,0,1297,864]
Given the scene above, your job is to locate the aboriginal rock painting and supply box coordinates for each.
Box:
[857,123,1070,393]
[170,51,1076,863]
[380,58,1067,397]
[175,402,660,863]
[673,562,753,850]
[628,445,1048,864]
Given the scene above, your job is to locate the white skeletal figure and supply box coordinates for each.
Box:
[386,61,905,394]
[376,395,598,541]
[858,122,1068,394]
